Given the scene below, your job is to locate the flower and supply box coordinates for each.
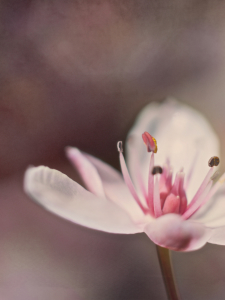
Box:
[24,99,225,251]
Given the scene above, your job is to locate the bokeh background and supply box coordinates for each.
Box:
[1,1,225,299]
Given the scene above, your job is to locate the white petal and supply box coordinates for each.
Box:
[24,166,142,234]
[126,98,219,201]
[83,153,151,224]
[144,214,212,252]
[208,226,225,245]
[190,184,225,228]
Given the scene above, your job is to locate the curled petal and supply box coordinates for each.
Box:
[66,147,105,198]
[24,166,142,234]
[144,214,212,251]
[126,99,219,201]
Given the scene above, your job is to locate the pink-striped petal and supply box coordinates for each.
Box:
[24,166,142,234]
[144,214,212,251]
[66,147,105,198]
[82,152,150,223]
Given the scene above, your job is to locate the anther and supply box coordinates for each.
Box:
[142,132,158,153]
[152,166,163,175]
[117,141,123,153]
[208,156,220,167]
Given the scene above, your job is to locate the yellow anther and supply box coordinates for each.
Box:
[142,132,158,153]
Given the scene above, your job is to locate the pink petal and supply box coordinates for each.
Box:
[162,194,180,214]
[66,147,105,198]
[24,166,142,234]
[144,214,212,251]
[83,152,151,223]
[126,99,220,202]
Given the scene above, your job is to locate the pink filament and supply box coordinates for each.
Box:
[147,153,155,216]
[179,173,187,214]
[196,173,225,210]
[119,152,148,214]
[154,175,162,217]
[183,167,214,219]
[182,181,212,219]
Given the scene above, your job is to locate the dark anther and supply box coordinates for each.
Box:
[152,166,163,175]
[208,156,220,167]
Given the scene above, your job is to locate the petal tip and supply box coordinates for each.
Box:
[65,146,81,159]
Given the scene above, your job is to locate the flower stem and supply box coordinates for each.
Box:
[156,245,180,300]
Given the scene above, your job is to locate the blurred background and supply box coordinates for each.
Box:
[1,0,225,299]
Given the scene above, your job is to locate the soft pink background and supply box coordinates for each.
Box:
[1,1,225,299]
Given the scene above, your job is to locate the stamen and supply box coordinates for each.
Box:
[166,170,173,191]
[208,156,220,167]
[152,166,163,175]
[117,141,123,153]
[154,175,162,217]
[117,141,148,214]
[182,180,213,219]
[196,173,225,211]
[142,132,158,153]
[179,173,187,214]
[159,164,173,207]
[182,167,214,219]
[210,170,221,181]
[147,153,155,216]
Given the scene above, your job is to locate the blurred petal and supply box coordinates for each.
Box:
[190,185,225,228]
[24,166,142,234]
[66,147,105,198]
[83,153,151,223]
[144,214,212,251]
[126,98,219,201]
[208,226,225,245]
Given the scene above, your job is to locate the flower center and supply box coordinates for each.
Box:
[117,132,221,220]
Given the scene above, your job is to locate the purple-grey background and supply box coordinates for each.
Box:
[1,1,225,299]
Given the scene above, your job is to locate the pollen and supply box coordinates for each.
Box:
[142,132,158,153]
[208,156,220,167]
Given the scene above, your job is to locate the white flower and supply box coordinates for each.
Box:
[24,99,225,251]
